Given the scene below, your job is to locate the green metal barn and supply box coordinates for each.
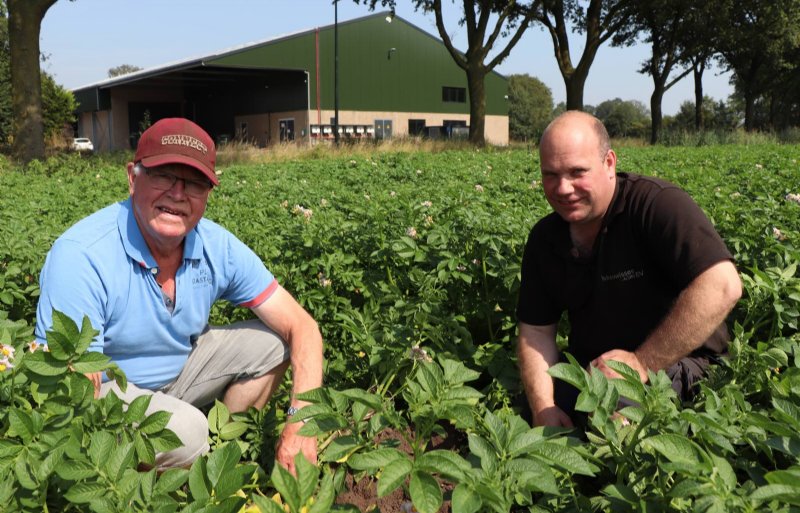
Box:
[72,12,509,151]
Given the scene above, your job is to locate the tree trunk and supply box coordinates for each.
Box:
[8,0,57,163]
[650,87,664,145]
[466,66,486,145]
[744,88,756,132]
[564,70,587,111]
[693,63,705,131]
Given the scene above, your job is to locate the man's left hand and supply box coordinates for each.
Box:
[590,350,648,383]
[275,420,317,475]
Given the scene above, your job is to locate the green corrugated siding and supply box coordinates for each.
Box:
[207,15,507,116]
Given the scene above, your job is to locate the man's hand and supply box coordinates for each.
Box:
[590,349,648,383]
[533,404,574,428]
[275,420,317,475]
[85,372,102,399]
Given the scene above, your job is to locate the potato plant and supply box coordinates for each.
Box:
[0,146,798,512]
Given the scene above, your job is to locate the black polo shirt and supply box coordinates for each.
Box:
[516,173,733,367]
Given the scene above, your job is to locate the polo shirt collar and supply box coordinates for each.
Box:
[117,198,204,271]
[550,173,624,260]
[603,173,627,227]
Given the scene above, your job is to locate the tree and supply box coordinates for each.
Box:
[672,96,740,131]
[507,73,553,141]
[108,64,142,78]
[613,0,693,144]
[358,0,540,145]
[8,0,58,162]
[535,0,635,111]
[0,1,11,148]
[678,3,718,131]
[593,97,649,138]
[40,70,76,139]
[713,0,800,131]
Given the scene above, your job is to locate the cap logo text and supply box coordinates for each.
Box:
[161,134,208,154]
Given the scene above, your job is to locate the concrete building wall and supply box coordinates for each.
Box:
[233,110,311,146]
[308,110,508,145]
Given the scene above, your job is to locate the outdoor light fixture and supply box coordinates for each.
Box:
[387,47,396,60]
[385,7,395,22]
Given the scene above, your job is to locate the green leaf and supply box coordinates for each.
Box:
[765,468,800,486]
[548,361,587,390]
[409,470,442,513]
[308,472,336,513]
[320,435,360,463]
[641,434,702,465]
[251,494,286,513]
[22,351,67,377]
[88,432,115,467]
[295,453,319,505]
[105,443,135,482]
[7,409,35,444]
[415,450,471,481]
[154,468,189,494]
[14,454,38,490]
[219,421,250,440]
[76,315,99,354]
[71,351,111,373]
[56,458,96,481]
[467,434,497,472]
[451,484,481,513]
[271,463,300,513]
[377,457,412,497]
[339,388,383,410]
[348,448,406,471]
[208,400,231,434]
[206,442,242,488]
[530,442,597,476]
[216,464,256,501]
[710,453,736,491]
[507,458,559,494]
[751,484,800,505]
[125,394,152,424]
[138,411,172,434]
[188,457,211,501]
[64,482,107,503]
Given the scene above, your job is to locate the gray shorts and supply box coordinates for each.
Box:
[100,319,289,469]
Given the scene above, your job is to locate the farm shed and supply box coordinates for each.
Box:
[72,12,509,152]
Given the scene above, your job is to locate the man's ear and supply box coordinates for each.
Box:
[126,162,136,195]
[604,149,617,176]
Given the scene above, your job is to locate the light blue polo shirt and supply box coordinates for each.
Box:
[35,199,276,390]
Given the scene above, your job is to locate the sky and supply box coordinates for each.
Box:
[39,0,734,116]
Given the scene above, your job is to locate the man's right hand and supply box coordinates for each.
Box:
[85,372,102,399]
[533,405,574,427]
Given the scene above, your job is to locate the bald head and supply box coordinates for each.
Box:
[540,111,611,162]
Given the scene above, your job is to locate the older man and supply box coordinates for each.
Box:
[516,111,741,427]
[36,118,322,472]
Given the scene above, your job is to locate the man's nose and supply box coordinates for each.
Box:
[555,177,573,195]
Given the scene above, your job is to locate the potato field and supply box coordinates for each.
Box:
[0,144,799,512]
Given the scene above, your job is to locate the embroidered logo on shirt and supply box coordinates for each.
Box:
[601,268,644,282]
[192,266,213,287]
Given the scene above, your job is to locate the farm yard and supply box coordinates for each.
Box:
[0,143,799,512]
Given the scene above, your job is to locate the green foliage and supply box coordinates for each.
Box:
[40,71,76,139]
[507,73,553,143]
[1,146,799,510]
[0,2,76,153]
[107,64,142,78]
[594,97,651,138]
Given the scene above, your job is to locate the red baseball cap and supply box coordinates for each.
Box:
[134,118,219,186]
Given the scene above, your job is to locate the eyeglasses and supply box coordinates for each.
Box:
[145,169,213,198]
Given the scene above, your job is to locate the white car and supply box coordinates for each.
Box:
[70,137,94,153]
